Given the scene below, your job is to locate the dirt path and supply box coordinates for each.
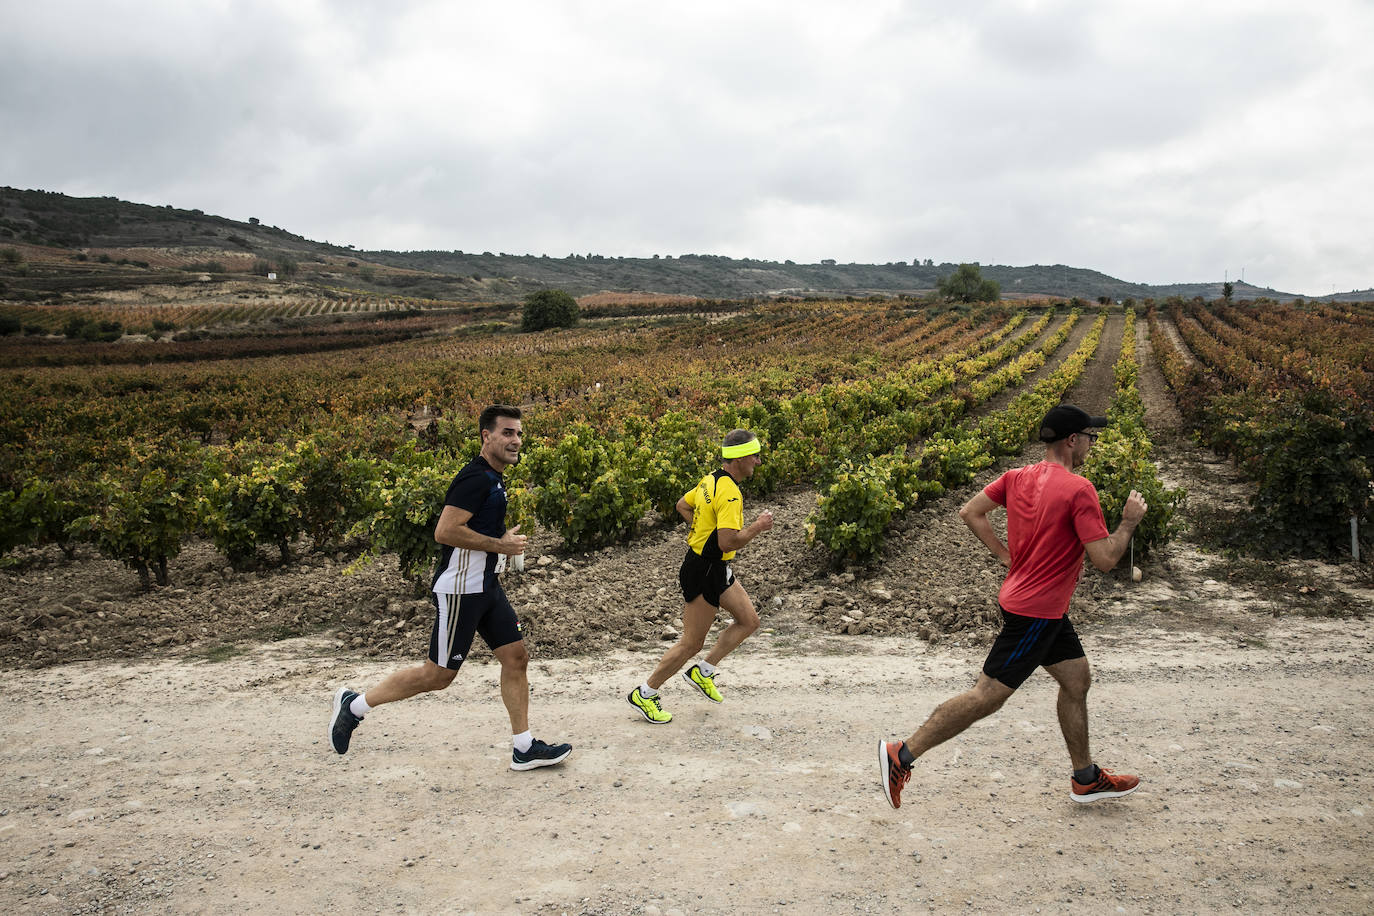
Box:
[1137,319,1183,433]
[1154,314,1197,367]
[1065,310,1121,412]
[2,613,1370,915]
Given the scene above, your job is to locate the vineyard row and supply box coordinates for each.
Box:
[1150,302,1371,555]
[4,306,1092,585]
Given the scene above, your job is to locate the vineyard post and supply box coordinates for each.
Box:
[1353,515,1361,564]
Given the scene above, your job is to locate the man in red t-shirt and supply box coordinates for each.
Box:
[879,404,1148,809]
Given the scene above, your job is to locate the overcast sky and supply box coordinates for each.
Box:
[3,1,1371,295]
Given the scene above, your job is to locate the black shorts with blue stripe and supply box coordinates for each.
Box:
[982,606,1086,689]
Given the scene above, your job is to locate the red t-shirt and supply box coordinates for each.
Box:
[983,461,1109,619]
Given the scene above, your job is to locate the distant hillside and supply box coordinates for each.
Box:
[0,187,324,256]
[4,186,1367,303]
[373,250,1338,303]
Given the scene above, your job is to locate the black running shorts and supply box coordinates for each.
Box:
[982,607,1086,689]
[679,549,735,607]
[429,584,523,670]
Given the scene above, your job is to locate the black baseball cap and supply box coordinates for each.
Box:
[1038,404,1108,443]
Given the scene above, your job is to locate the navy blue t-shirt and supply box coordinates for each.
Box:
[430,456,508,594]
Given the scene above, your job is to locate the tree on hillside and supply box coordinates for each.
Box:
[937,263,1001,302]
[522,289,580,332]
[252,256,298,278]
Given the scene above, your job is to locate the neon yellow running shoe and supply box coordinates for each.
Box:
[628,687,672,724]
[682,664,724,703]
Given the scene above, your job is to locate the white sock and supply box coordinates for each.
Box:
[350,694,371,718]
[513,731,533,753]
[639,684,658,698]
[698,661,716,677]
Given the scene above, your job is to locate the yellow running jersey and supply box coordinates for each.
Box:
[683,469,744,561]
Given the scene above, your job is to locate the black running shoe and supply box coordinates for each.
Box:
[510,738,572,771]
[330,687,363,755]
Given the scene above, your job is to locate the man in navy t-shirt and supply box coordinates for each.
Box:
[330,405,572,772]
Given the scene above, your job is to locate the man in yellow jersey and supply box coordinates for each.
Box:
[628,430,774,724]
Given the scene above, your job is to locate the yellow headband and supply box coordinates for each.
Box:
[721,438,761,459]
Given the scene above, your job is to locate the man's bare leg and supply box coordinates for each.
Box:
[1045,656,1092,771]
[704,582,760,667]
[493,640,530,735]
[363,660,457,708]
[646,597,717,690]
[903,673,1015,760]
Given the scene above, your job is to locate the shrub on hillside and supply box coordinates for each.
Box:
[522,289,580,332]
[938,263,1001,303]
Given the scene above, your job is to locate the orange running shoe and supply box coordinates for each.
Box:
[1070,766,1140,803]
[878,740,912,809]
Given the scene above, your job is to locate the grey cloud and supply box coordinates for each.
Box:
[2,1,1370,293]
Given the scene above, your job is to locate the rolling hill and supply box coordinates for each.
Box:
[2,186,1367,303]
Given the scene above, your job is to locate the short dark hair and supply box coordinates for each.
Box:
[722,429,757,448]
[479,404,522,433]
